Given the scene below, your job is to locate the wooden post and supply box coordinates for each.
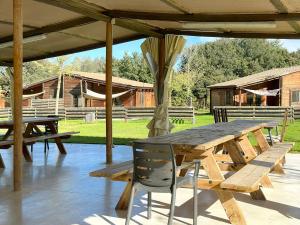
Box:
[158,36,165,105]
[105,20,113,164]
[239,88,242,107]
[13,0,23,191]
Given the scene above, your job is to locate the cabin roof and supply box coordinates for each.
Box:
[23,71,153,89]
[208,66,300,89]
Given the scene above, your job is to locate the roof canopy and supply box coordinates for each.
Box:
[208,66,300,88]
[23,71,153,89]
[2,0,300,65]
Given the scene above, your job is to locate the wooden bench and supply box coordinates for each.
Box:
[220,142,294,192]
[0,140,14,168]
[0,139,14,149]
[90,160,133,181]
[23,131,79,144]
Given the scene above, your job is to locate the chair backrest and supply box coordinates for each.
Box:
[280,109,288,142]
[132,143,176,188]
[213,108,228,123]
[45,115,59,133]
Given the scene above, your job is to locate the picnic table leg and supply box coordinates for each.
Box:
[0,153,5,168]
[272,163,285,174]
[115,180,133,210]
[175,154,189,176]
[225,139,267,201]
[21,123,34,162]
[250,188,266,200]
[22,144,32,162]
[2,127,13,140]
[47,122,67,154]
[253,129,270,152]
[202,151,247,225]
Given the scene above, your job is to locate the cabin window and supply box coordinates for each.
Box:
[291,90,300,103]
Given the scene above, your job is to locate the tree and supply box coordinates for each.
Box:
[171,72,195,106]
[113,52,153,83]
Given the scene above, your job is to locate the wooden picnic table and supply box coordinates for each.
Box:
[90,120,293,225]
[0,117,78,168]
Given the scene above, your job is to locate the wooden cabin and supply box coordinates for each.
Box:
[209,66,300,111]
[23,71,155,108]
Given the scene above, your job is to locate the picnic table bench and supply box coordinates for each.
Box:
[0,117,78,168]
[90,120,293,225]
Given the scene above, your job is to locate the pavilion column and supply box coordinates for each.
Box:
[105,19,113,164]
[13,0,23,191]
[239,88,242,106]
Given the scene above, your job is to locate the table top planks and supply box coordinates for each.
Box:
[134,120,276,151]
[0,117,59,128]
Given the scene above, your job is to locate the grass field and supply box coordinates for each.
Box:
[59,114,300,152]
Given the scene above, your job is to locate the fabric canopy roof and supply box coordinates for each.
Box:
[244,88,280,96]
[23,91,44,99]
[2,0,300,65]
[83,88,130,100]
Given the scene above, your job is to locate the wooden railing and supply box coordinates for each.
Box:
[0,106,195,122]
[213,106,295,121]
[31,99,64,108]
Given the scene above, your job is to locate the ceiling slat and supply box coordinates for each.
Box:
[0,17,97,44]
[35,0,163,37]
[270,0,300,33]
[106,10,300,22]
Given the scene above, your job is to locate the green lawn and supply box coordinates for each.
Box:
[59,114,300,152]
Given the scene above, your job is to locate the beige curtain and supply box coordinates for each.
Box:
[141,35,186,137]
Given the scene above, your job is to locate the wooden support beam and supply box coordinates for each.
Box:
[270,0,300,33]
[239,89,242,107]
[253,129,270,153]
[106,10,300,22]
[35,0,163,37]
[157,36,165,105]
[163,29,300,39]
[105,20,113,164]
[0,17,96,44]
[160,0,192,14]
[13,0,23,191]
[0,61,13,67]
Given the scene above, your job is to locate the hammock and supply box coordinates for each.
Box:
[23,91,44,99]
[243,88,280,97]
[83,88,130,100]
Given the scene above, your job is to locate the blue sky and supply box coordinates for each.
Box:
[69,36,300,60]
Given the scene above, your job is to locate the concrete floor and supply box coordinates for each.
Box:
[0,143,300,225]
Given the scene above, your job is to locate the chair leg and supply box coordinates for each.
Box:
[44,140,49,153]
[193,161,200,225]
[193,177,198,225]
[125,185,136,225]
[148,192,152,219]
[31,144,33,153]
[168,186,176,225]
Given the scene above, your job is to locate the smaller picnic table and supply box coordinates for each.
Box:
[0,117,78,168]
